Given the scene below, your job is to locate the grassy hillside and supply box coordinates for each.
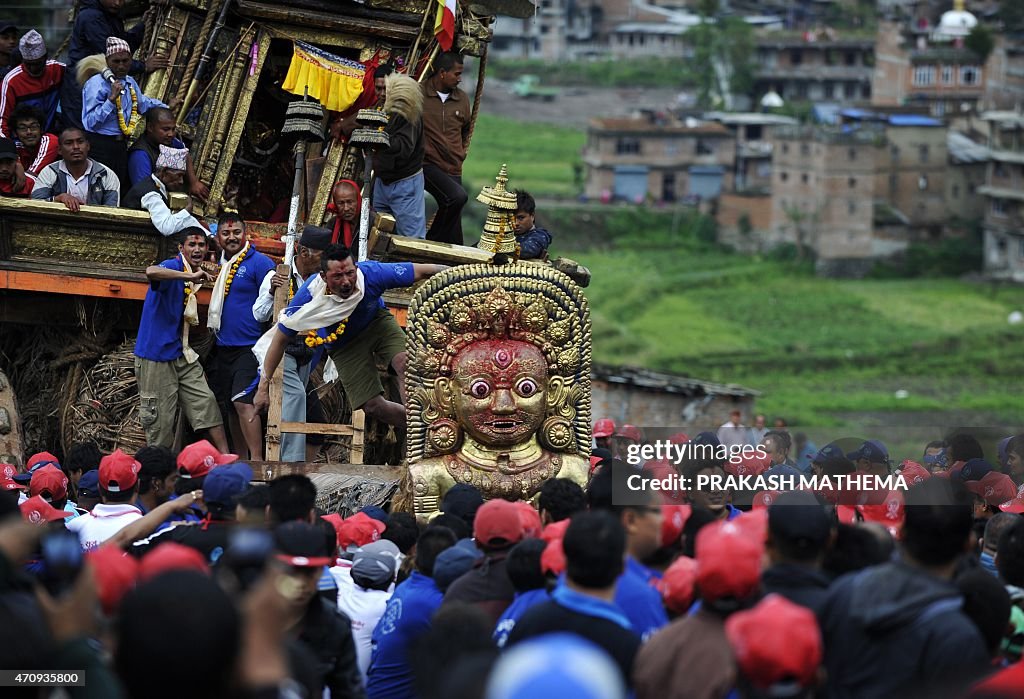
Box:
[462,114,585,198]
[459,115,1023,452]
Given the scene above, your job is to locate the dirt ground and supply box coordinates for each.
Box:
[478,78,687,128]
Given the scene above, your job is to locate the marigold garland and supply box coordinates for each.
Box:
[305,318,348,347]
[116,83,141,136]
[222,245,250,298]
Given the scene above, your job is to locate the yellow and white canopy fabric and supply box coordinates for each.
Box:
[282,41,366,112]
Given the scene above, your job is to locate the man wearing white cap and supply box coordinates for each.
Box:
[0,29,65,137]
[122,143,204,236]
[80,36,167,188]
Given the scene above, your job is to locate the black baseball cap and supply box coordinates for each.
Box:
[767,490,832,552]
[0,137,17,161]
[274,521,331,568]
[0,21,17,35]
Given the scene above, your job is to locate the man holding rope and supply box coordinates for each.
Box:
[253,244,447,427]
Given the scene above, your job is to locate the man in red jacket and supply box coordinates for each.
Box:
[0,30,64,137]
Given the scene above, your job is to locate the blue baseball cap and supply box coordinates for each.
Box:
[486,633,626,699]
[360,505,389,525]
[846,440,889,465]
[77,469,100,498]
[203,462,253,508]
[812,443,846,464]
[958,458,993,483]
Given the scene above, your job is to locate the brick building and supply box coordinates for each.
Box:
[591,364,758,436]
[769,125,881,275]
[872,19,987,117]
[583,116,736,202]
[754,29,875,105]
[980,111,1024,280]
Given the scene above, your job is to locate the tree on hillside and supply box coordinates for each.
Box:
[690,8,756,108]
[965,25,996,63]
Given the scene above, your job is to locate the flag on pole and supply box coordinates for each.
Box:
[434,0,457,51]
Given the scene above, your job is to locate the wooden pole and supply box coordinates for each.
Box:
[264,261,291,462]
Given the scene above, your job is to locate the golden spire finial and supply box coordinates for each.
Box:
[476,164,519,257]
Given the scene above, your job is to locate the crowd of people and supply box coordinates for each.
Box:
[5,422,1024,698]
[0,11,553,260]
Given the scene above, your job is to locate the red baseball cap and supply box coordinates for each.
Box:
[26,451,61,472]
[99,449,141,492]
[667,433,690,445]
[725,594,822,690]
[857,490,904,537]
[899,460,931,485]
[658,555,698,615]
[966,471,1017,508]
[20,495,73,524]
[593,418,616,438]
[728,453,772,478]
[695,519,763,603]
[87,545,140,615]
[325,511,387,550]
[474,499,525,547]
[751,489,781,510]
[1001,490,1024,514]
[140,543,211,581]
[0,477,26,491]
[177,439,237,479]
[540,519,570,576]
[0,462,16,480]
[29,464,68,502]
[661,504,691,547]
[735,508,769,545]
[615,424,643,442]
[515,501,543,539]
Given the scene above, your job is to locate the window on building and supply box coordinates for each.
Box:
[802,173,809,184]
[932,101,947,117]
[848,147,857,161]
[848,200,857,215]
[941,65,954,85]
[849,177,857,188]
[919,145,929,163]
[541,25,550,34]
[696,139,714,155]
[992,198,1007,217]
[889,174,898,191]
[616,138,641,155]
[995,163,1008,179]
[844,82,856,99]
[845,51,856,66]
[662,172,676,202]
[782,143,789,154]
[801,143,810,156]
[791,49,803,65]
[913,65,936,86]
[952,183,960,198]
[747,125,763,140]
[918,174,928,190]
[824,82,835,99]
[780,171,789,182]
[891,145,900,159]
[961,66,980,86]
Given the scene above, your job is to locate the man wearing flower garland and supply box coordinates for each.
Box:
[252,225,332,462]
[135,227,230,453]
[81,36,167,191]
[208,213,276,460]
[253,244,448,428]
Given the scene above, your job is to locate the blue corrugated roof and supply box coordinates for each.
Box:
[887,114,943,127]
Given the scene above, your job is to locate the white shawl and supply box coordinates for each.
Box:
[180,254,200,364]
[252,270,365,377]
[207,242,250,333]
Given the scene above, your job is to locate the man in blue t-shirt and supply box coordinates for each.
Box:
[133,227,229,453]
[254,244,447,427]
[126,107,208,201]
[207,213,277,460]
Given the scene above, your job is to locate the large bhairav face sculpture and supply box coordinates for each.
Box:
[405,263,591,520]
[447,340,548,447]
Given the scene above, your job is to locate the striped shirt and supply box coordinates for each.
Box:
[0,60,65,137]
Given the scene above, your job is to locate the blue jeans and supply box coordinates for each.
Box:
[373,169,426,239]
[280,353,313,462]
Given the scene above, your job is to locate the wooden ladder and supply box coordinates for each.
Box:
[263,262,365,464]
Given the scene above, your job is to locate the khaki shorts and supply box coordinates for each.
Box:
[135,356,223,448]
[329,308,406,410]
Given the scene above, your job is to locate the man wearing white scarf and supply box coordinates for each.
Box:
[253,244,447,427]
[207,214,277,460]
[133,227,229,453]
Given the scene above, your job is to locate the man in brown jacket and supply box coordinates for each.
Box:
[420,52,470,245]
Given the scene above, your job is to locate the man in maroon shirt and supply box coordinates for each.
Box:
[0,136,33,196]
